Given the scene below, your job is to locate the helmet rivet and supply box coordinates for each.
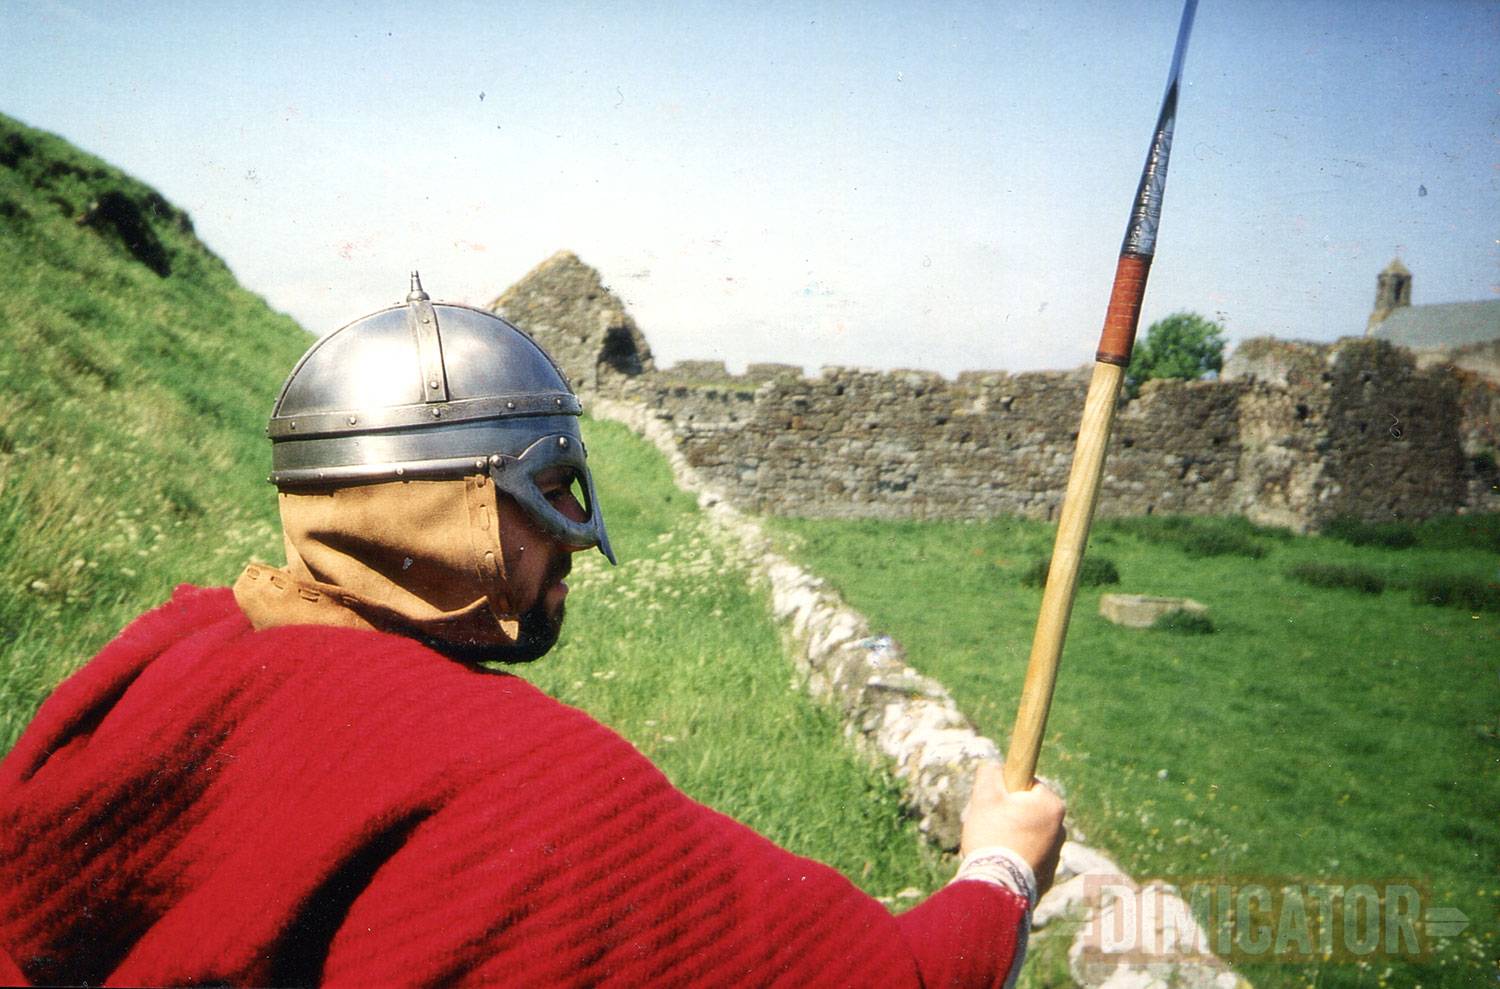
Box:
[428,379,440,389]
[558,436,569,448]
[555,398,563,407]
[347,416,357,425]
[475,458,486,470]
[289,421,297,430]
[506,400,516,410]
[431,408,442,418]
[488,454,502,467]
[395,467,405,476]
[421,316,431,324]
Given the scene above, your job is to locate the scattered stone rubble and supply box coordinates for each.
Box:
[592,396,1248,989]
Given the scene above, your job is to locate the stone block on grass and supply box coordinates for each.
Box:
[1099,594,1209,629]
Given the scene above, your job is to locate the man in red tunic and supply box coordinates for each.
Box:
[0,278,1064,987]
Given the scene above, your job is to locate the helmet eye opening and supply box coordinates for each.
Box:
[535,466,591,524]
[509,436,594,523]
[486,432,611,561]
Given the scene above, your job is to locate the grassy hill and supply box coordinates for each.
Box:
[0,111,312,748]
[769,513,1499,989]
[0,114,946,909]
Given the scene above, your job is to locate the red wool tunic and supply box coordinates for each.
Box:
[0,586,1025,987]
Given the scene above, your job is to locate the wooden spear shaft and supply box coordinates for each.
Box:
[1005,0,1199,793]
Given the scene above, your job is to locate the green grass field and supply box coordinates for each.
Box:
[768,513,1499,988]
[0,112,312,749]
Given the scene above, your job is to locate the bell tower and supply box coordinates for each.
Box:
[1366,258,1411,335]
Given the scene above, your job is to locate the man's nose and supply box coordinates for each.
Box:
[559,492,591,555]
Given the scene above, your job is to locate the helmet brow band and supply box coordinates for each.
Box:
[265,393,581,439]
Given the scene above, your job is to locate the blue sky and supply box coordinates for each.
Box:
[3,1,1496,374]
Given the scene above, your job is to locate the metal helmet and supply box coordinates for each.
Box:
[267,274,614,563]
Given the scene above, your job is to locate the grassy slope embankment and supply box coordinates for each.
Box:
[769,513,1499,988]
[0,112,312,747]
[0,114,944,902]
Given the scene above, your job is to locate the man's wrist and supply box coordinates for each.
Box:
[950,845,1038,908]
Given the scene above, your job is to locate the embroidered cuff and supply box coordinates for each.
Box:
[950,845,1037,909]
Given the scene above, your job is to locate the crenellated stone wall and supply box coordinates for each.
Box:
[495,253,1498,530]
[628,338,1477,530]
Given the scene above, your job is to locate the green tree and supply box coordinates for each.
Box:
[1124,311,1226,398]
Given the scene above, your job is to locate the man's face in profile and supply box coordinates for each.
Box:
[488,467,588,664]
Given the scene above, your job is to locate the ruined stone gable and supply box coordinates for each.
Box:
[491,251,654,393]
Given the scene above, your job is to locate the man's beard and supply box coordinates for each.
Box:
[491,596,565,664]
[422,598,564,665]
[426,558,571,665]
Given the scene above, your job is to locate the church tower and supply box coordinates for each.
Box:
[1366,258,1411,334]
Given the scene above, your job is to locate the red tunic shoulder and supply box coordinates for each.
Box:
[0,586,1025,987]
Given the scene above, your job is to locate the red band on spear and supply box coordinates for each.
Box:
[1096,253,1154,366]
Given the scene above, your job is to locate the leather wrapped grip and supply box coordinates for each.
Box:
[1095,252,1153,365]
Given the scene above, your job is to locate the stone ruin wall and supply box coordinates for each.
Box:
[611,339,1488,530]
[490,250,656,393]
[1223,338,1475,527]
[637,364,1246,523]
[1443,342,1500,509]
[496,254,1498,530]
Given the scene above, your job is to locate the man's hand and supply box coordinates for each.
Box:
[960,762,1066,895]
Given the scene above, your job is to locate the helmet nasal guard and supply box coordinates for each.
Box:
[266,274,615,564]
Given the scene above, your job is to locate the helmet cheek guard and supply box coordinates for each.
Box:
[489,434,615,564]
[266,273,617,564]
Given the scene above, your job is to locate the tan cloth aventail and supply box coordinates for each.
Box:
[233,476,522,644]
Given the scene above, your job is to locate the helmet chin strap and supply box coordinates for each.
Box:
[463,474,521,639]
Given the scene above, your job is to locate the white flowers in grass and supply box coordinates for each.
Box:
[569,518,756,627]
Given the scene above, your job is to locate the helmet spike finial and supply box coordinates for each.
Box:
[407,271,429,303]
